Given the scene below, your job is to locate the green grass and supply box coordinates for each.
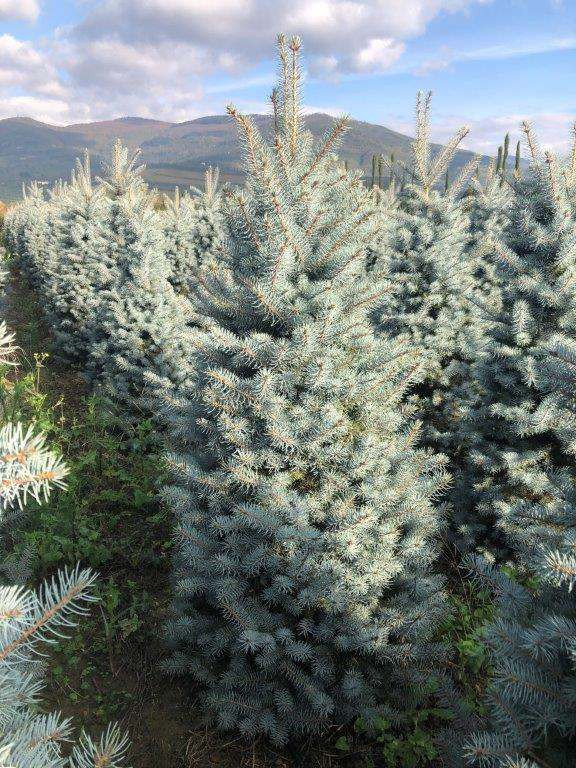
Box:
[0,347,172,706]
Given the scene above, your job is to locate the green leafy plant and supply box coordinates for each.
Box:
[335,697,454,768]
[435,577,495,721]
[0,333,171,728]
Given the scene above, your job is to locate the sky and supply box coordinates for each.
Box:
[0,0,574,154]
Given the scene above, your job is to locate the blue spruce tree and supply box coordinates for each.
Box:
[369,95,496,551]
[87,141,195,416]
[163,36,450,746]
[450,124,576,553]
[464,127,576,766]
[38,152,112,364]
[429,159,514,548]
[4,182,51,290]
[163,168,223,296]
[372,92,481,387]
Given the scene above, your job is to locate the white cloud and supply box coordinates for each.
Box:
[470,113,575,156]
[72,0,492,77]
[0,0,40,23]
[204,75,276,96]
[0,95,72,124]
[0,33,210,124]
[0,34,62,93]
[0,0,485,123]
[57,37,207,93]
[414,45,455,75]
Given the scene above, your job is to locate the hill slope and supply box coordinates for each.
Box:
[0,113,486,201]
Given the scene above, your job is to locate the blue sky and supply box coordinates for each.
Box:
[0,0,574,153]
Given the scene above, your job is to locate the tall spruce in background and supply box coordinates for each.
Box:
[187,167,222,267]
[372,92,480,386]
[4,182,51,290]
[162,187,200,296]
[38,153,112,364]
[163,36,449,746]
[431,158,513,545]
[451,124,576,552]
[465,158,513,303]
[464,128,576,766]
[369,92,488,548]
[87,141,195,416]
[163,168,222,296]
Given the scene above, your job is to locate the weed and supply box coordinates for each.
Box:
[0,336,171,727]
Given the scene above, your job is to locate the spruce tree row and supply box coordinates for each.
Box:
[4,143,222,420]
[2,33,575,767]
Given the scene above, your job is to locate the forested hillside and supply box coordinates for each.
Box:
[0,112,487,200]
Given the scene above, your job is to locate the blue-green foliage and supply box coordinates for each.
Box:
[369,98,508,561]
[85,142,196,415]
[41,154,111,364]
[4,182,52,290]
[453,129,576,554]
[464,134,576,766]
[162,36,450,745]
[373,93,482,388]
[430,163,513,550]
[163,168,222,297]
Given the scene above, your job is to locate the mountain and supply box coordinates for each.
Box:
[0,113,487,201]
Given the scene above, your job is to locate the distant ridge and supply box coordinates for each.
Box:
[113,116,164,124]
[0,112,488,201]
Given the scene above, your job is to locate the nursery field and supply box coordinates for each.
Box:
[0,34,574,768]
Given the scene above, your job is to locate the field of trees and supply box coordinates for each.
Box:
[0,35,574,768]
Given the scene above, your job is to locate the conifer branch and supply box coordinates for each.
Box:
[299,116,349,187]
[450,155,481,198]
[309,211,375,271]
[429,126,469,188]
[414,90,433,184]
[544,152,559,201]
[522,120,540,162]
[288,36,302,161]
[233,193,261,250]
[270,88,280,135]
[570,121,576,176]
[0,568,96,663]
